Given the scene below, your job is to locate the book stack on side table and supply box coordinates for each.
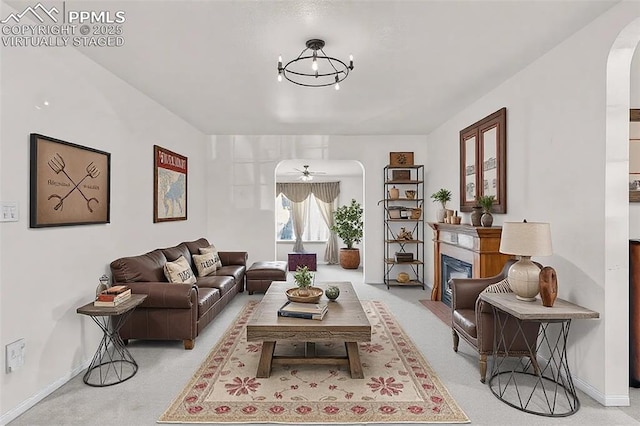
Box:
[94,285,131,307]
[278,301,328,320]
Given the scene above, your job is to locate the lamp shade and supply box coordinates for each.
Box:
[499,222,553,256]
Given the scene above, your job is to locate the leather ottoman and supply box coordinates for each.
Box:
[246,261,288,294]
[288,253,317,271]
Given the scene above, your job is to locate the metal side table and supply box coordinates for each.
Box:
[77,294,147,387]
[479,292,599,417]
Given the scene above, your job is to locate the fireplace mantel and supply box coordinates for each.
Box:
[429,223,510,301]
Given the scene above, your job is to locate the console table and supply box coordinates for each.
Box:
[479,292,599,416]
[429,223,510,303]
[77,294,147,387]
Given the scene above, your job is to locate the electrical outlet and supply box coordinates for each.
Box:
[6,339,25,373]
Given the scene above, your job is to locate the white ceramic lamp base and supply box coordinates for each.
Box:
[507,257,541,301]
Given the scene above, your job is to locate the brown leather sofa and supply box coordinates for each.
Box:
[450,259,540,382]
[110,238,247,349]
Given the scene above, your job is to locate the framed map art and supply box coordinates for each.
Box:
[154,145,187,222]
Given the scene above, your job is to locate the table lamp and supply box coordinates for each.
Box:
[499,221,553,301]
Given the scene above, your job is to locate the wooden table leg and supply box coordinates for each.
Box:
[345,342,364,379]
[256,341,276,378]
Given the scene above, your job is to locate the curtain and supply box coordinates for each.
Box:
[276,182,341,257]
[291,198,309,252]
[311,182,340,264]
[276,183,312,202]
[277,183,312,252]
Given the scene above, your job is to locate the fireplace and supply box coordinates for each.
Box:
[441,254,472,307]
[428,223,509,303]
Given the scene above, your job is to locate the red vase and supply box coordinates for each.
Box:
[539,266,558,307]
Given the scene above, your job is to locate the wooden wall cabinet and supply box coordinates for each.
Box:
[460,108,507,213]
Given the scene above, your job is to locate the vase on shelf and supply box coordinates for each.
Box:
[436,208,446,223]
[481,212,493,227]
[388,186,399,200]
[470,206,483,227]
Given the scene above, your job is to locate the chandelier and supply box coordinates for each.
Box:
[277,39,354,90]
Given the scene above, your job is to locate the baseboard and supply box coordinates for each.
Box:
[0,360,89,426]
[534,354,630,407]
[573,375,630,407]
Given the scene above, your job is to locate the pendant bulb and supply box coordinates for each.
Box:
[349,54,354,69]
[312,58,318,71]
[277,73,282,82]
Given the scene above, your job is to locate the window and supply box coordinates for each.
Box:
[276,193,330,242]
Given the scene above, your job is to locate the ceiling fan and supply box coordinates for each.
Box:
[289,165,327,181]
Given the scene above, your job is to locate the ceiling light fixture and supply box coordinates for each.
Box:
[277,39,354,90]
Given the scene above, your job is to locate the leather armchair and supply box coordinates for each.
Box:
[450,259,540,383]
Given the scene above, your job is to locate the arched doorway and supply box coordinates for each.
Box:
[274,160,366,280]
[605,16,640,405]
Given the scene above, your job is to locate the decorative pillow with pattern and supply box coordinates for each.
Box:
[163,255,197,284]
[199,245,222,268]
[481,278,512,294]
[192,252,218,277]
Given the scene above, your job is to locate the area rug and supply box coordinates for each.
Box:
[159,300,469,424]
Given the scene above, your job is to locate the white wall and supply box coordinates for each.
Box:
[206,135,427,284]
[426,2,639,404]
[630,47,640,236]
[0,16,208,422]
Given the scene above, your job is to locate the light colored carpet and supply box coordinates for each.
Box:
[7,265,640,425]
[158,300,469,424]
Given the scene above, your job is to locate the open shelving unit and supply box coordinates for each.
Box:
[382,165,425,289]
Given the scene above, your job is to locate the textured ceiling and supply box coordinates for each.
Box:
[70,0,618,135]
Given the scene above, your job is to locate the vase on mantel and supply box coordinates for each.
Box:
[481,212,493,227]
[470,206,483,227]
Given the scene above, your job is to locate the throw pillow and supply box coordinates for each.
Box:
[481,278,512,294]
[192,252,218,277]
[199,245,222,268]
[163,255,197,284]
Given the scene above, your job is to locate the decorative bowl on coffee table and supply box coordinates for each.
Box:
[286,287,323,303]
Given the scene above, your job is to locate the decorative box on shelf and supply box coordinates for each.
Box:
[395,252,414,263]
[389,152,414,167]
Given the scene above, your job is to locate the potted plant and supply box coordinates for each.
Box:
[430,188,452,223]
[331,199,364,269]
[293,265,314,296]
[477,195,495,227]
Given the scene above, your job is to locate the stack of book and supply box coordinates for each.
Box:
[277,301,328,320]
[94,285,131,307]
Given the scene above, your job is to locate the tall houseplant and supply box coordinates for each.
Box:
[331,199,364,269]
[431,188,452,223]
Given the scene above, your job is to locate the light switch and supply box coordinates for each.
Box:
[1,201,19,222]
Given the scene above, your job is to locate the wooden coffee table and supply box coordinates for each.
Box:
[246,281,371,379]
